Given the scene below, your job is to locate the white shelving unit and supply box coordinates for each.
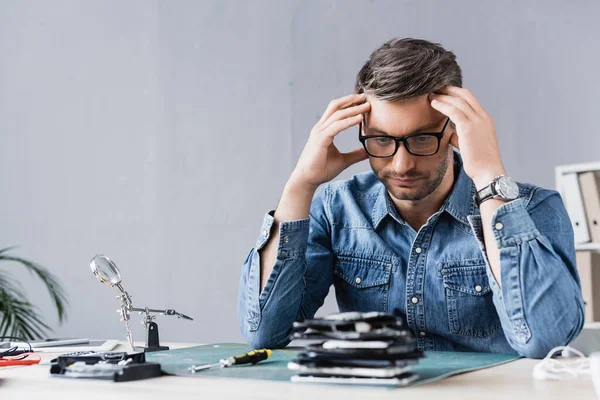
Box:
[556,161,600,252]
[574,243,600,252]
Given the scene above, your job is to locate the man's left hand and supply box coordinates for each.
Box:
[429,86,505,189]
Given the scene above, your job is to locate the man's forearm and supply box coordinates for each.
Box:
[471,194,584,358]
[259,178,318,291]
[478,197,507,287]
[239,180,330,349]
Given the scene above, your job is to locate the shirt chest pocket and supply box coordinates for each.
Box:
[440,260,501,338]
[333,254,393,313]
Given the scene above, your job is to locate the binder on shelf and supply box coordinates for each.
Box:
[562,172,590,244]
[576,251,600,322]
[579,171,600,243]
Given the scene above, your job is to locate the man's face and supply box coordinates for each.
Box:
[363,95,454,202]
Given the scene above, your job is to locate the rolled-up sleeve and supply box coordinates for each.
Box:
[468,190,585,358]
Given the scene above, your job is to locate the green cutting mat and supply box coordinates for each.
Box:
[146,343,519,386]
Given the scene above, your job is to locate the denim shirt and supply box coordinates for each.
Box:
[238,154,584,358]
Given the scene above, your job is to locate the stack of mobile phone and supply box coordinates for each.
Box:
[288,311,423,386]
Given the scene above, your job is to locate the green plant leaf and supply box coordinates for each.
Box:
[0,285,50,338]
[0,246,68,339]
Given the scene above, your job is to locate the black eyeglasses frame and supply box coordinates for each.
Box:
[358,117,451,157]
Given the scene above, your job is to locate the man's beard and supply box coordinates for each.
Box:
[373,147,452,201]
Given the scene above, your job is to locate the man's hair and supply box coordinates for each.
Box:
[355,38,462,101]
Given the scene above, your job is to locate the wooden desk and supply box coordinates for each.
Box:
[0,342,595,399]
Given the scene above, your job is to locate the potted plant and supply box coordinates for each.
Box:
[0,246,68,339]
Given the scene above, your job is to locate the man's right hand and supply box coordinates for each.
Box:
[290,93,371,189]
[259,94,370,291]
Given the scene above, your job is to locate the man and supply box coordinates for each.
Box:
[237,38,584,358]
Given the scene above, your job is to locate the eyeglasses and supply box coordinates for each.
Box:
[358,117,450,157]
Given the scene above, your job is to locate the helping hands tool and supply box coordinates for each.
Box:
[188,349,272,373]
[90,254,193,352]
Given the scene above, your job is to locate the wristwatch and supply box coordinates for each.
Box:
[474,175,519,206]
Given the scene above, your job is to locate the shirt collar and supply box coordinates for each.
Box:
[442,152,479,225]
[371,184,404,229]
[371,151,478,230]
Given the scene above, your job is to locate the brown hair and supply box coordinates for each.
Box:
[355,38,462,101]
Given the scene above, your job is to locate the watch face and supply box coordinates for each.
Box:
[497,176,519,200]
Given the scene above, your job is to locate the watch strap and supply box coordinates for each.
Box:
[474,179,497,207]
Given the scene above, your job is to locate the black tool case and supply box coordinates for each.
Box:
[50,351,162,382]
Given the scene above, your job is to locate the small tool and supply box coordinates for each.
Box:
[89,254,193,352]
[0,353,41,367]
[188,349,272,373]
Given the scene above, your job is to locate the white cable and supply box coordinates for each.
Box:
[532,346,591,380]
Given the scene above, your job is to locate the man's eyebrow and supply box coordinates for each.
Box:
[365,120,444,136]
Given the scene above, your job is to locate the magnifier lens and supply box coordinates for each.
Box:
[90,254,122,287]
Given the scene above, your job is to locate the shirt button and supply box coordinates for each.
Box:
[475,285,483,293]
[495,222,504,231]
[415,247,422,254]
[355,277,362,285]
[420,331,426,336]
[283,236,289,243]
[411,297,419,304]
[262,230,268,237]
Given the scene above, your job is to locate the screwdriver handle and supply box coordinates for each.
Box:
[227,349,272,366]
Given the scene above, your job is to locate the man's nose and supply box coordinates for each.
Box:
[390,144,417,174]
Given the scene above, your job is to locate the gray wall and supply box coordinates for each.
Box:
[0,0,598,343]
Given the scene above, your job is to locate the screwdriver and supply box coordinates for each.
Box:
[188,349,272,373]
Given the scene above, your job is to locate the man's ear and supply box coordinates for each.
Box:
[449,131,460,151]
